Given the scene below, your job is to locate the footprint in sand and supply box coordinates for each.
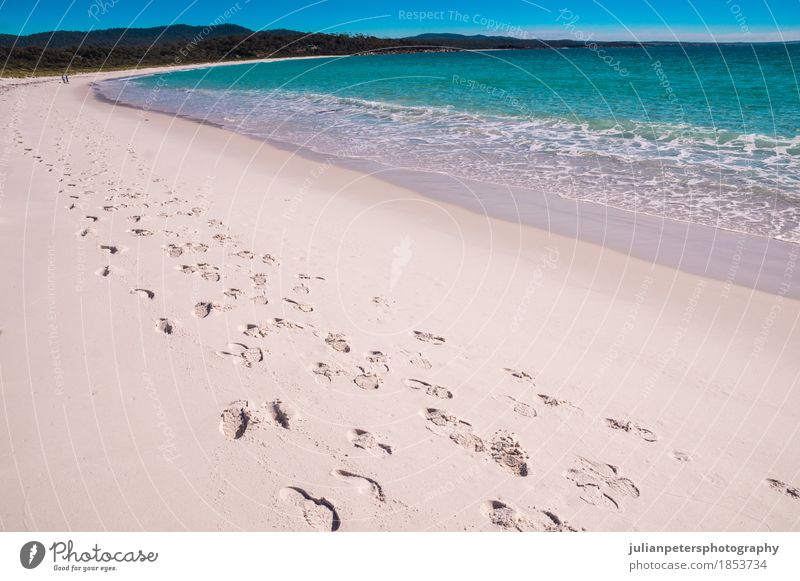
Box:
[195,263,221,282]
[219,399,292,437]
[215,343,264,367]
[572,483,620,510]
[325,333,350,353]
[371,296,391,311]
[332,469,386,502]
[128,228,153,237]
[77,227,95,238]
[177,263,220,281]
[298,273,324,281]
[293,283,310,295]
[201,270,221,282]
[346,428,393,457]
[224,288,243,300]
[537,393,581,412]
[482,500,578,532]
[242,323,270,339]
[155,318,175,335]
[279,487,340,532]
[312,362,346,382]
[506,395,537,417]
[503,367,535,384]
[765,478,800,500]
[422,408,485,452]
[283,298,313,313]
[363,351,390,374]
[170,244,191,258]
[165,242,208,258]
[405,351,432,370]
[192,302,214,318]
[412,330,446,345]
[489,431,529,477]
[99,244,121,255]
[251,273,268,287]
[235,250,255,260]
[604,418,657,442]
[354,369,382,390]
[266,399,293,430]
[261,254,280,266]
[272,318,306,331]
[212,233,234,244]
[565,457,640,510]
[220,400,253,440]
[403,378,452,400]
[188,242,208,254]
[251,294,269,305]
[670,451,692,462]
[167,246,185,258]
[130,288,155,300]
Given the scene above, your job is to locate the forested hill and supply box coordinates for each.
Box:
[0,24,254,48]
[1,24,777,76]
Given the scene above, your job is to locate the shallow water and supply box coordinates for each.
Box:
[99,45,800,242]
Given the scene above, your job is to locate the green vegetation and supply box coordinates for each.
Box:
[0,25,638,77]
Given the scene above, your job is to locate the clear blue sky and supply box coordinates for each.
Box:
[1,0,798,41]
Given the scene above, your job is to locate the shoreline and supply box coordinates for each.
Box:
[94,60,800,299]
[0,64,798,532]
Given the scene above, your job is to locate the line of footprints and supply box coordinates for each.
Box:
[28,109,798,533]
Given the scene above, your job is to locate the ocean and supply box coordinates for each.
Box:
[98,44,800,242]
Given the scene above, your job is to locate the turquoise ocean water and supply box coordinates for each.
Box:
[99,45,800,241]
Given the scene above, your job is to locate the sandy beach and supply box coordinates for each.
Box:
[1,64,798,532]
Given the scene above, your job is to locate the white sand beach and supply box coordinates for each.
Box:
[0,66,798,532]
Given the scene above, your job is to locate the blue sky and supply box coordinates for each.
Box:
[1,0,799,41]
